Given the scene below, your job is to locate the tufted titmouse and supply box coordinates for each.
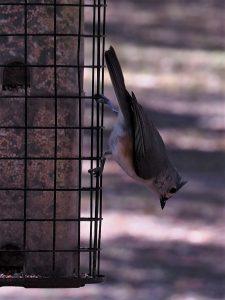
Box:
[89,46,187,209]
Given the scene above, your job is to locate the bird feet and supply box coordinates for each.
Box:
[94,94,118,114]
[88,151,111,176]
[88,157,106,177]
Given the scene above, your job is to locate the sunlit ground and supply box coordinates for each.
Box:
[1,0,225,299]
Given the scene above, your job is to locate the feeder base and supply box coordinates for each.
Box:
[0,275,104,288]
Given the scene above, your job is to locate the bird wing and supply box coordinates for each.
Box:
[130,92,168,179]
[105,46,132,129]
[106,46,169,179]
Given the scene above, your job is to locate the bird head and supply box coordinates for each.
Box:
[159,180,187,209]
[153,164,187,210]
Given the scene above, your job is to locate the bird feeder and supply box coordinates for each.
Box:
[0,0,105,288]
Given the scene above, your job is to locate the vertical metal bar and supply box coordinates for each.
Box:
[97,0,106,275]
[23,0,28,276]
[92,0,102,277]
[89,0,97,277]
[77,0,83,277]
[52,0,57,272]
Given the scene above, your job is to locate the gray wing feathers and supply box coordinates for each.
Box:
[130,92,147,157]
[130,92,169,179]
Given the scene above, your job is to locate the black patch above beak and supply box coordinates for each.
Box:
[160,197,168,210]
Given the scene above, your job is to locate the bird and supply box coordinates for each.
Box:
[89,46,187,209]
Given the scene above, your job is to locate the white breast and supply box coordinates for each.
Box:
[108,115,139,180]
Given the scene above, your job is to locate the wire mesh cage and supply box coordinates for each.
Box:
[0,0,106,288]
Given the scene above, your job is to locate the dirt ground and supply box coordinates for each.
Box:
[1,0,225,299]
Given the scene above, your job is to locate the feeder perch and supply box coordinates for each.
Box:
[0,0,105,288]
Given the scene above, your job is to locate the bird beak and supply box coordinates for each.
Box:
[160,197,168,210]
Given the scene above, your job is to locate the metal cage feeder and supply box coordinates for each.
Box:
[0,0,106,288]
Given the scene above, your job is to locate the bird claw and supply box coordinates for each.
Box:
[88,166,103,177]
[88,157,106,177]
[94,94,118,113]
[94,94,109,104]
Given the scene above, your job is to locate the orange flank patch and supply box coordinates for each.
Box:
[118,135,133,160]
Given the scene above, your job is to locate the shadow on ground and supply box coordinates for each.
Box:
[104,0,225,50]
[100,236,225,300]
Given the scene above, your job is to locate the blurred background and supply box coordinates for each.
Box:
[1,0,225,299]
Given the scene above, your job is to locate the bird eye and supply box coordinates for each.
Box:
[169,187,177,194]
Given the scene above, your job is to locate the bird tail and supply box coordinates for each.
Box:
[105,46,131,125]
